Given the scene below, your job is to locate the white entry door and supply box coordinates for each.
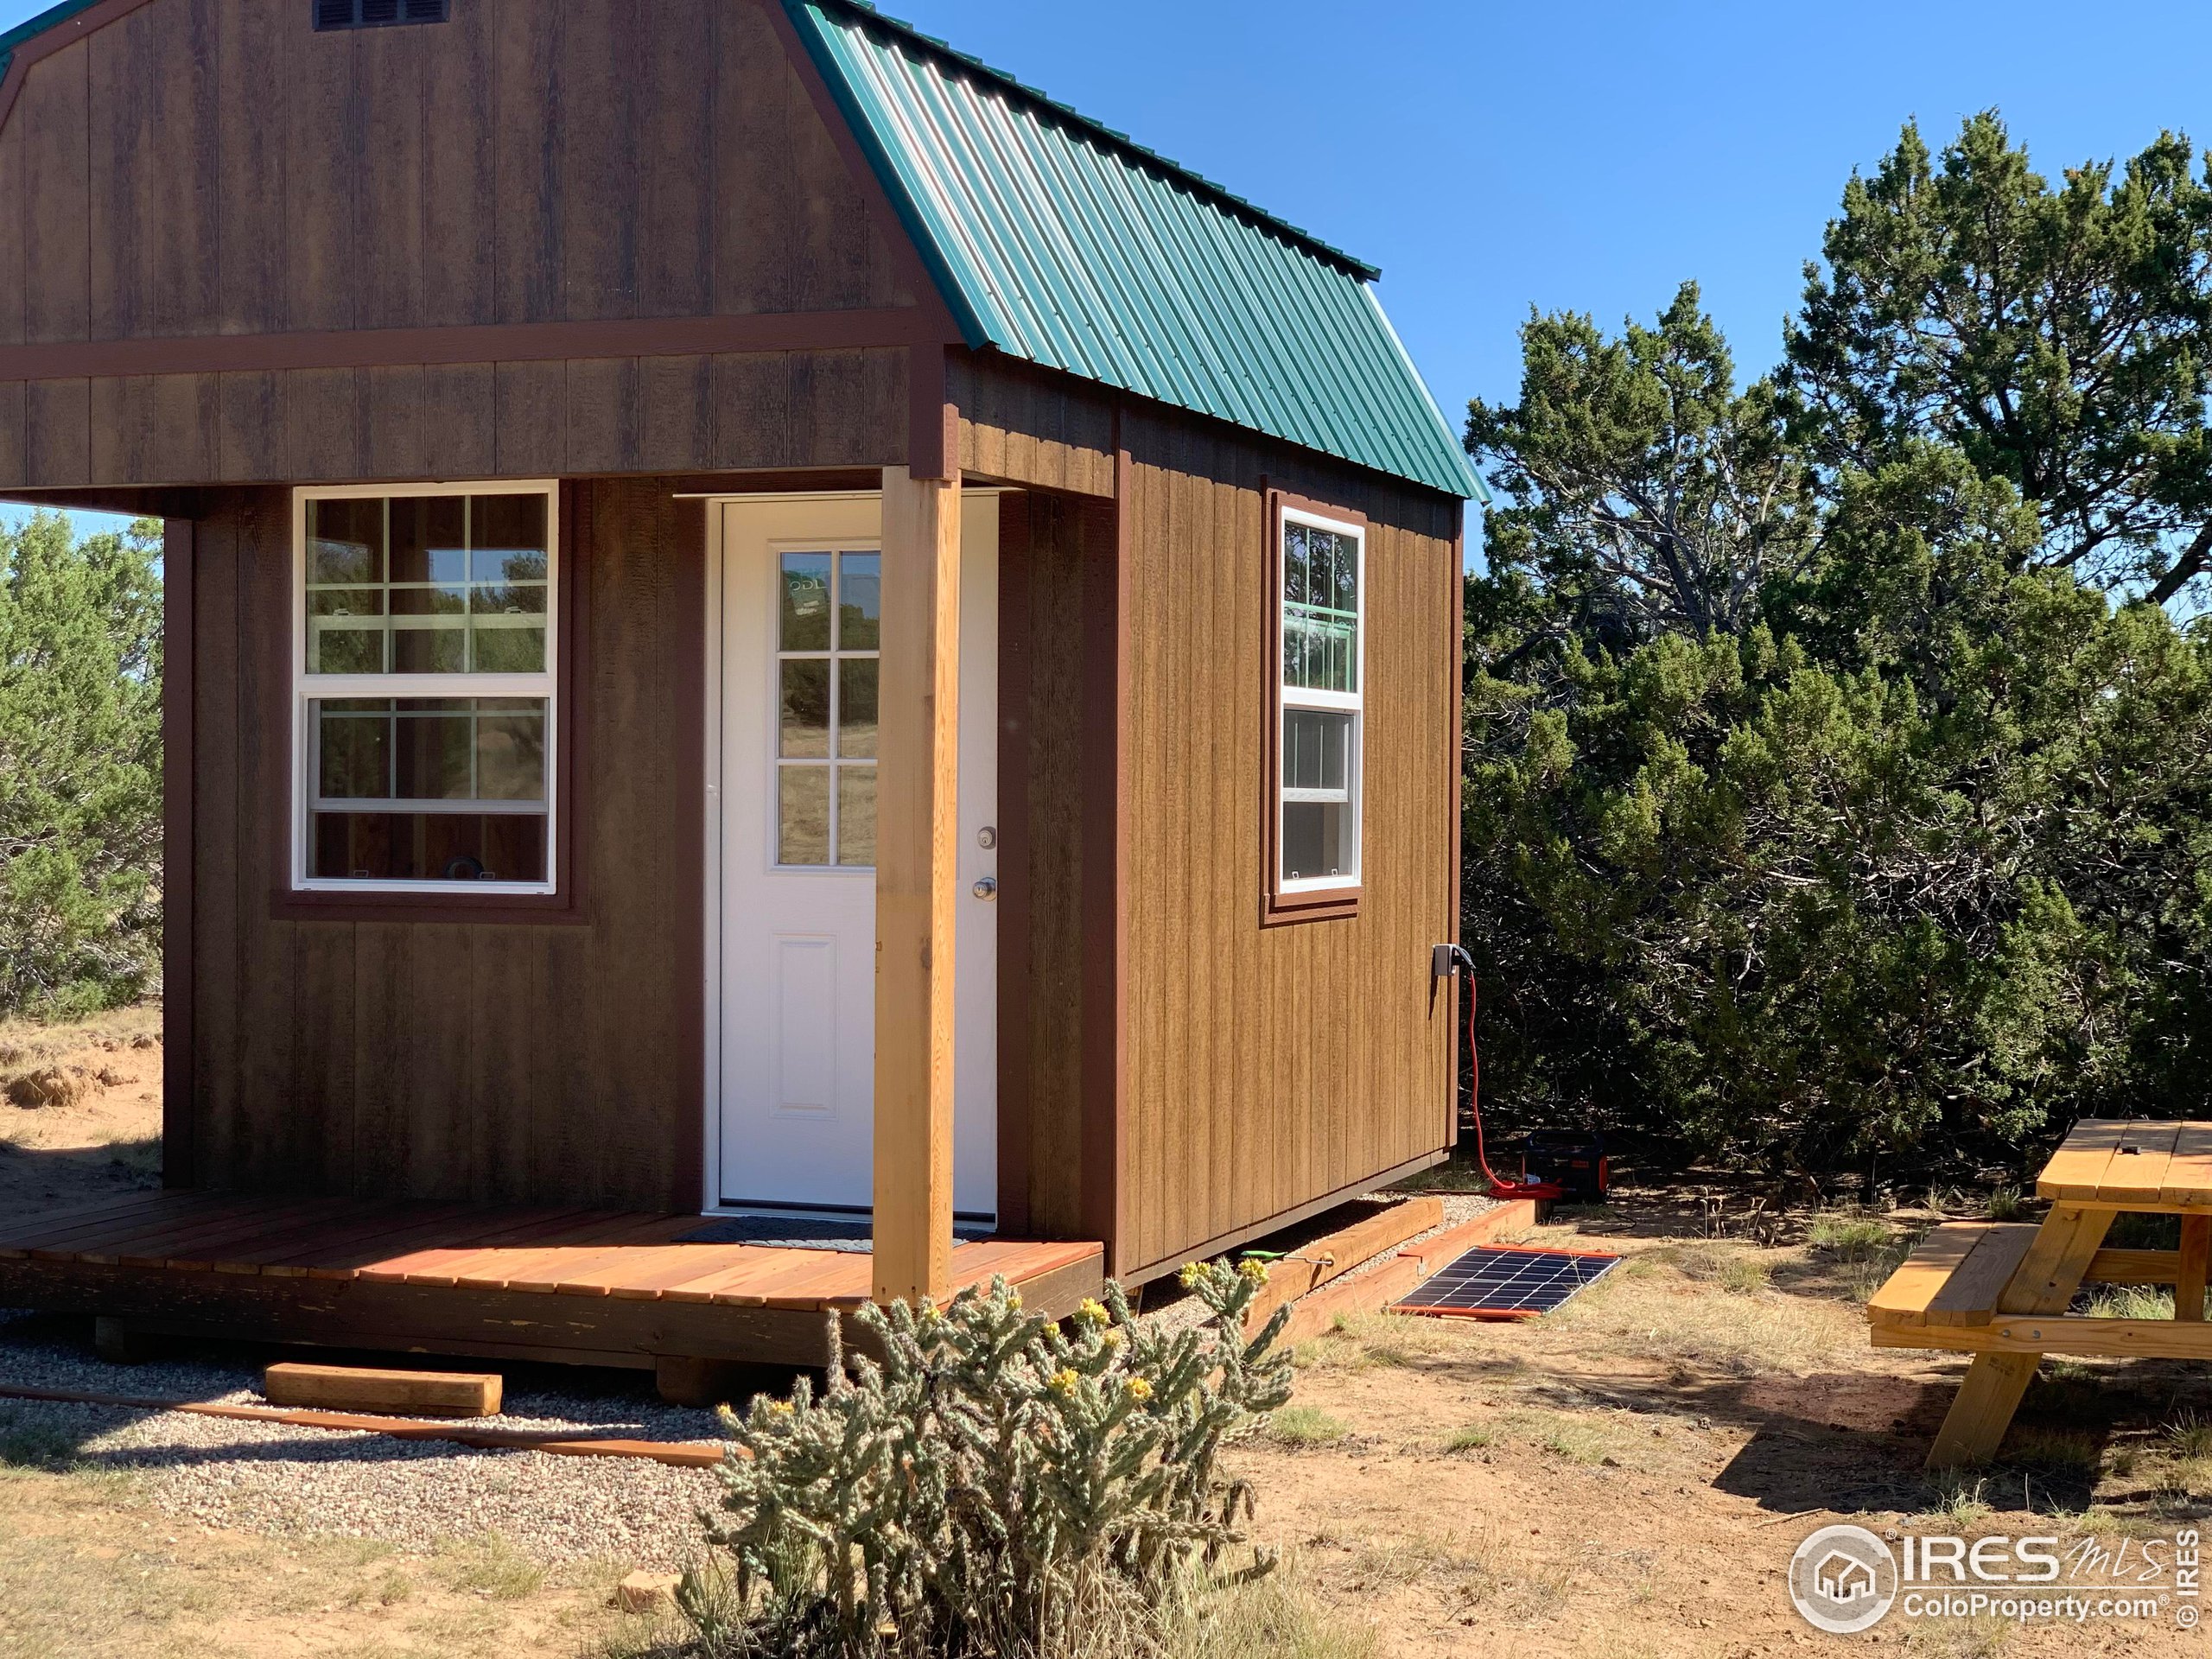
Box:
[710,493,998,1221]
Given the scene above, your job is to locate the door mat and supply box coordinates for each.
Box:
[1392,1243,1620,1320]
[677,1217,995,1252]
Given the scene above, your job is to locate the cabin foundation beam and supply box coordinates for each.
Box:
[873,467,963,1305]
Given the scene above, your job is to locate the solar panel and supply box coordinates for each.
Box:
[1394,1243,1620,1320]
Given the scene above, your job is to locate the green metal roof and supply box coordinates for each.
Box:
[786,2,1483,500]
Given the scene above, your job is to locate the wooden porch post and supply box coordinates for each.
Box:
[873,467,962,1304]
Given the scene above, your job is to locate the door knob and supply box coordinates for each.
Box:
[972,876,998,901]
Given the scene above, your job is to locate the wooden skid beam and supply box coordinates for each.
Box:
[1240,1198,1443,1332]
[1395,1200,1541,1276]
[1273,1255,1429,1350]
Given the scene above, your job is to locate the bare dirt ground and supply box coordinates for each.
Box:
[4,1017,2209,1656]
[0,1005,164,1215]
[1237,1184,2212,1659]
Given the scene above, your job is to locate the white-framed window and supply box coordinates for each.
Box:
[773,547,880,868]
[291,481,558,893]
[1277,505,1363,893]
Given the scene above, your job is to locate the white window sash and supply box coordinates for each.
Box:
[1277,506,1364,895]
[290,481,561,896]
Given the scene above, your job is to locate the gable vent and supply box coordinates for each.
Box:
[314,0,449,29]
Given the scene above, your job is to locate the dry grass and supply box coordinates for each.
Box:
[2165,1411,2212,1459]
[1537,1238,1859,1374]
[0,1464,623,1659]
[1294,1311,1459,1373]
[1266,1406,1351,1448]
[1904,1613,2014,1657]
[1999,1427,2102,1475]
[1174,1567,1377,1659]
[431,1532,546,1600]
[1984,1185,2028,1222]
[588,1559,1380,1659]
[1342,1526,1573,1624]
[0,1004,159,1071]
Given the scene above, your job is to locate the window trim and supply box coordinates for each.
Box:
[286,480,567,905]
[1263,489,1366,925]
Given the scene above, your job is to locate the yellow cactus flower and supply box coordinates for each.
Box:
[1125,1376,1154,1403]
[1047,1368,1080,1396]
[1237,1258,1270,1283]
[1177,1262,1204,1289]
[1101,1326,1127,1350]
[764,1399,795,1416]
[1006,1289,1023,1311]
[1075,1297,1110,1326]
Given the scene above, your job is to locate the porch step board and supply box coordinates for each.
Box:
[264,1362,503,1418]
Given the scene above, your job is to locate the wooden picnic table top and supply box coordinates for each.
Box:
[2037,1118,2212,1210]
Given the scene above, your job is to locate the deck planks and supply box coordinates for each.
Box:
[0,1196,1102,1329]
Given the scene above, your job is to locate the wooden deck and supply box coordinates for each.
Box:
[0,1192,1103,1383]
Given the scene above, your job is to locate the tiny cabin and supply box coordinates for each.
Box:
[0,0,1480,1388]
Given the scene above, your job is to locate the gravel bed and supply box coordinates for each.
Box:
[0,1307,729,1566]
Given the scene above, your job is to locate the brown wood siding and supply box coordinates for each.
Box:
[186,479,706,1209]
[951,353,1115,499]
[994,489,1113,1240]
[0,0,937,489]
[1116,406,1462,1279]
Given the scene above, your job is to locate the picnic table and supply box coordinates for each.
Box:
[1869,1119,2212,1467]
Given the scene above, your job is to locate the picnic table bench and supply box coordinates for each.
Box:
[1870,1119,2212,1467]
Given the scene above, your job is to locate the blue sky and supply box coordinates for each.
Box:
[4,0,2211,483]
[869,0,2212,417]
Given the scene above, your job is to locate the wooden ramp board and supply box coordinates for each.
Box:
[1393,1243,1619,1322]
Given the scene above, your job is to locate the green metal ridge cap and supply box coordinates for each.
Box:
[0,0,110,89]
[809,0,1382,283]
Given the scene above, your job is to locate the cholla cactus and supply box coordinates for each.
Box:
[689,1261,1292,1658]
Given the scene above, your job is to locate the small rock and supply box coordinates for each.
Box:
[616,1569,681,1613]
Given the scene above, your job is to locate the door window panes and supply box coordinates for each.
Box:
[775,550,880,867]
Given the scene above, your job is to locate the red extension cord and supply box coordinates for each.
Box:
[1463,971,1565,1204]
